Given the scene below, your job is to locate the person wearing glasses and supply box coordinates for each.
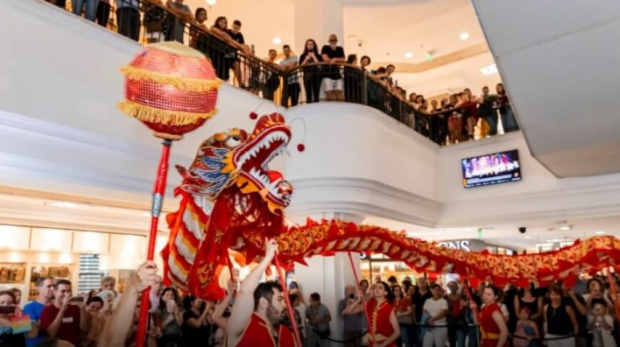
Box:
[321,34,346,101]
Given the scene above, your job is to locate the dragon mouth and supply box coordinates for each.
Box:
[233,124,292,209]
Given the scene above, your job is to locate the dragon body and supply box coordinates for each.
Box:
[162,113,620,300]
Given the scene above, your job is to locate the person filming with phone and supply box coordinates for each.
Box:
[0,289,37,346]
[340,285,365,347]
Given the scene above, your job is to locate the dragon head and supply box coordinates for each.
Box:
[177,112,293,214]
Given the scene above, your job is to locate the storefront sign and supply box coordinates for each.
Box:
[438,240,471,252]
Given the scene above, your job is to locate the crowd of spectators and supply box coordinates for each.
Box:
[43,0,520,146]
[2,240,620,347]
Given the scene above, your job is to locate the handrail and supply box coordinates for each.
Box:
[49,0,516,146]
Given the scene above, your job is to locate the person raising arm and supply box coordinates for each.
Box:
[97,261,158,347]
[227,239,294,347]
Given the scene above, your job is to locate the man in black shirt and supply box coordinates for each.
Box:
[412,278,433,347]
[227,20,245,45]
[226,20,245,88]
[321,34,346,101]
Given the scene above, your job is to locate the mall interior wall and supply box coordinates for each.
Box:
[3,0,620,232]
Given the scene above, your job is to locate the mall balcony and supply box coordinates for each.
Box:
[1,0,620,341]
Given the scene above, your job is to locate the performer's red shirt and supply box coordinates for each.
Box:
[236,312,295,347]
[366,298,397,347]
[480,303,507,347]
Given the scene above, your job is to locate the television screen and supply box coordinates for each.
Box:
[462,150,521,188]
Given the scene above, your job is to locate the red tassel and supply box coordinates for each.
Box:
[297,144,305,152]
[249,112,258,120]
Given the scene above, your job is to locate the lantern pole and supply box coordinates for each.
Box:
[136,139,172,347]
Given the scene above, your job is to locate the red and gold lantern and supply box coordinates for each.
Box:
[117,42,220,347]
[118,41,220,140]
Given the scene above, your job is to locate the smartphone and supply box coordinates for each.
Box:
[0,306,15,314]
[349,294,355,299]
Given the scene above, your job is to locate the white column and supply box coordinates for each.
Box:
[293,0,344,52]
[292,212,364,341]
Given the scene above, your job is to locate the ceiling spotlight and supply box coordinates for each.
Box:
[404,52,413,59]
[596,231,606,235]
[460,32,470,40]
[524,235,532,239]
[272,37,282,45]
[206,0,216,5]
[480,64,498,76]
[559,225,572,231]
[46,201,80,209]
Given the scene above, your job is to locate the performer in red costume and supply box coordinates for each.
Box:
[472,285,508,347]
[226,239,295,347]
[342,281,400,346]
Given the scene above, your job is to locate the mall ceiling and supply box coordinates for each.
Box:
[186,0,499,96]
[472,0,620,177]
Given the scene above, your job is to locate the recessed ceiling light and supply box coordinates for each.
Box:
[524,236,532,239]
[559,225,572,231]
[272,37,282,45]
[404,52,413,59]
[480,64,498,76]
[460,32,470,40]
[206,0,216,5]
[596,231,606,235]
[46,201,80,209]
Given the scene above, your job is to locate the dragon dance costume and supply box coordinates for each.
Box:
[367,298,397,347]
[480,303,507,347]
[235,313,295,347]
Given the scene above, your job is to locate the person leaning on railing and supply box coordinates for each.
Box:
[299,39,324,104]
[321,34,347,101]
[344,54,360,103]
[258,49,282,102]
[116,0,140,42]
[189,7,209,49]
[209,17,253,85]
[164,0,193,44]
[279,45,301,107]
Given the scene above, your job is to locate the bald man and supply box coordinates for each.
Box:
[321,34,346,101]
[339,285,364,347]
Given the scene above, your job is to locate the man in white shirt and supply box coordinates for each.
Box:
[423,284,449,347]
[279,45,301,107]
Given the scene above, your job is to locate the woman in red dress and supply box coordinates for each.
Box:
[366,281,401,347]
[471,285,508,347]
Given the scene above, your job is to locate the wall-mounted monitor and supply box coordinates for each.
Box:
[462,149,521,188]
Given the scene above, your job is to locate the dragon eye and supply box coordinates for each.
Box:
[225,136,241,148]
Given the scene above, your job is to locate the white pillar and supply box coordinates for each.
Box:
[291,212,364,341]
[293,0,344,52]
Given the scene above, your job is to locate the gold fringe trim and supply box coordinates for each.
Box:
[117,100,217,126]
[120,65,222,93]
[151,41,207,59]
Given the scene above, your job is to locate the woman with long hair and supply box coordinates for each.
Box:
[343,282,397,345]
[367,281,400,347]
[544,285,578,347]
[156,287,183,347]
[393,285,414,347]
[496,83,519,132]
[299,39,323,103]
[514,283,543,335]
[471,285,508,347]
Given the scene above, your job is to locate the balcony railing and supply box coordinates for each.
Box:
[49,0,518,146]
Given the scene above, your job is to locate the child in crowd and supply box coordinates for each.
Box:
[589,298,616,347]
[513,307,539,347]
